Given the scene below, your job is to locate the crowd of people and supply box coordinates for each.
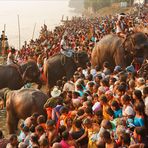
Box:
[0,7,148,148]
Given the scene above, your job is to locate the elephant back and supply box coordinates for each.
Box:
[9,88,48,119]
[91,34,124,68]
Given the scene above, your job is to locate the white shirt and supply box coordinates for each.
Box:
[7,52,14,65]
[63,81,75,92]
[60,39,68,52]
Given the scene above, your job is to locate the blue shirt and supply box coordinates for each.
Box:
[114,109,122,118]
[134,117,144,126]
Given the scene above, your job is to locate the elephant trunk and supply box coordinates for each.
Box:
[0,88,11,106]
[22,66,33,84]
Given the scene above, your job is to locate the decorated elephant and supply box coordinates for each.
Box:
[91,32,148,69]
[44,51,89,88]
[0,60,42,90]
[0,88,48,134]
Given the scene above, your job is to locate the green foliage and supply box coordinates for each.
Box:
[84,0,111,12]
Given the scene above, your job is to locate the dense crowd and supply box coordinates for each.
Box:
[0,8,148,148]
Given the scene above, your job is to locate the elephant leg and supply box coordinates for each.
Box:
[114,49,126,68]
[7,110,19,134]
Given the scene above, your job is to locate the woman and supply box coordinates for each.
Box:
[111,100,122,118]
[134,103,145,127]
[28,133,39,148]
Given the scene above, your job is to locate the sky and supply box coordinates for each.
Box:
[0,0,80,48]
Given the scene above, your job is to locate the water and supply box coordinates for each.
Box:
[0,0,81,49]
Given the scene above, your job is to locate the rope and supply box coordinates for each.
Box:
[61,54,66,66]
[74,52,79,63]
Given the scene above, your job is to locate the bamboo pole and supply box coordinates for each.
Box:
[32,23,36,40]
[4,24,6,33]
[17,15,21,50]
[1,24,6,56]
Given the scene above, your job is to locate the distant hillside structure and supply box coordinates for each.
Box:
[69,0,84,12]
[134,0,147,4]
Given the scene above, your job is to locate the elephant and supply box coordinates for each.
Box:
[0,60,42,90]
[91,32,148,70]
[44,51,89,88]
[0,88,48,134]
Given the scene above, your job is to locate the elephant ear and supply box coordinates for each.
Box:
[122,35,135,55]
[74,51,88,68]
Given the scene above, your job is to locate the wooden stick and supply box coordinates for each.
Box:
[4,24,6,33]
[32,23,36,40]
[17,15,21,50]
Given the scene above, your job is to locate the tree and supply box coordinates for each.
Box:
[84,0,111,12]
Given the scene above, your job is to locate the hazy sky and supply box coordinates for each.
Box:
[0,0,79,48]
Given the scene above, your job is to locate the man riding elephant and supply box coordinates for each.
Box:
[60,35,74,58]
[44,51,89,89]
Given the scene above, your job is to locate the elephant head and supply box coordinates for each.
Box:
[21,61,41,86]
[73,51,89,68]
[124,32,148,59]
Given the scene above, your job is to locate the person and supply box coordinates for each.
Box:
[60,130,77,148]
[60,35,74,57]
[24,113,39,128]
[130,127,148,147]
[28,133,39,148]
[23,126,31,146]
[37,115,46,131]
[133,103,145,127]
[116,13,127,39]
[6,47,17,65]
[111,100,122,118]
[0,30,8,56]
[101,130,117,148]
[71,119,88,148]
[6,134,18,148]
[63,78,75,92]
[119,133,131,148]
[46,120,57,146]
[39,137,49,148]
[76,118,99,148]
[0,130,9,148]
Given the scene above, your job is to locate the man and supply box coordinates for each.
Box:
[60,35,73,57]
[63,77,75,92]
[6,47,17,65]
[116,13,127,39]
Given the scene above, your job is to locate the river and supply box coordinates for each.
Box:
[0,0,81,136]
[0,0,81,49]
